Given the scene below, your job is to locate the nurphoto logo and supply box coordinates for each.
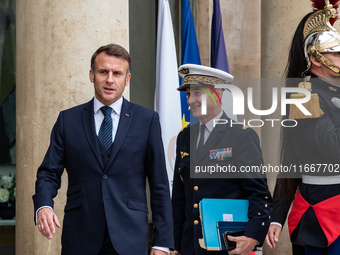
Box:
[200,83,311,128]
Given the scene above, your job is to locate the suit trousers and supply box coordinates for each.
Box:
[99,226,118,255]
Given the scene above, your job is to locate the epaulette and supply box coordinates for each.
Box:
[288,77,324,119]
[242,125,252,130]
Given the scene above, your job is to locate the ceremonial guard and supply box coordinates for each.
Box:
[266,1,340,254]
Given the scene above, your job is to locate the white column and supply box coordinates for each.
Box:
[16,1,129,253]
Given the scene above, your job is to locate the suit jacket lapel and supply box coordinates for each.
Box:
[106,98,133,171]
[82,99,104,169]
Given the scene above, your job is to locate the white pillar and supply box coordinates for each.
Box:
[16,1,129,253]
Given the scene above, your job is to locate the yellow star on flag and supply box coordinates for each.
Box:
[182,114,190,128]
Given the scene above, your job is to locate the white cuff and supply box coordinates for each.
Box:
[35,206,53,224]
[270,222,282,228]
[152,246,170,254]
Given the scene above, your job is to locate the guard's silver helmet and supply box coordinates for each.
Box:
[303,0,340,75]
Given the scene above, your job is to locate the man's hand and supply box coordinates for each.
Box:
[227,235,257,255]
[37,207,61,239]
[265,224,282,248]
[170,250,179,255]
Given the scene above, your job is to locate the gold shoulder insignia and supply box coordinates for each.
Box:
[180,151,189,159]
[329,86,337,92]
[289,78,324,119]
[242,126,251,130]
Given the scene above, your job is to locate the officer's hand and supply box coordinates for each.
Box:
[37,207,61,239]
[265,224,282,248]
[227,235,258,255]
[170,250,179,255]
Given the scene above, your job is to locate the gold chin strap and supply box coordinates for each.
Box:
[309,46,340,74]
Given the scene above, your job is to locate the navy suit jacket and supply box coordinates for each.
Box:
[172,112,272,254]
[33,98,174,255]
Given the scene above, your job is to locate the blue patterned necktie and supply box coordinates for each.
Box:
[98,106,113,150]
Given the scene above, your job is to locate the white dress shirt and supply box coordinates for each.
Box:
[93,96,122,141]
[196,111,223,147]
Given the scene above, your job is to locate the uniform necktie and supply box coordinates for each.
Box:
[98,106,113,150]
[197,124,206,155]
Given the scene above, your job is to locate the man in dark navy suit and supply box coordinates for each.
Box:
[33,43,173,255]
[171,64,272,255]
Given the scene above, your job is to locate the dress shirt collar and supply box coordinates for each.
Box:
[200,110,223,133]
[93,96,123,116]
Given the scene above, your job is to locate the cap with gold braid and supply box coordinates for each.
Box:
[303,0,340,75]
[177,64,233,91]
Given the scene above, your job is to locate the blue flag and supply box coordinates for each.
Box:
[181,0,201,127]
[210,0,237,121]
[211,0,229,72]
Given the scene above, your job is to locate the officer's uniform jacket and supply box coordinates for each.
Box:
[172,112,272,254]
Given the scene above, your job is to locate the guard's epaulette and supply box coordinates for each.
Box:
[288,78,324,119]
[242,125,251,130]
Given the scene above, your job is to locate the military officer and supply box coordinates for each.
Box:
[171,64,272,255]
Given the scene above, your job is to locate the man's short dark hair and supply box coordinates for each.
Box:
[91,43,132,73]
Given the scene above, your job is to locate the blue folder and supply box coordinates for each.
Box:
[199,198,249,251]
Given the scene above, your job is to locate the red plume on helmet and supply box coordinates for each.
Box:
[311,0,340,24]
